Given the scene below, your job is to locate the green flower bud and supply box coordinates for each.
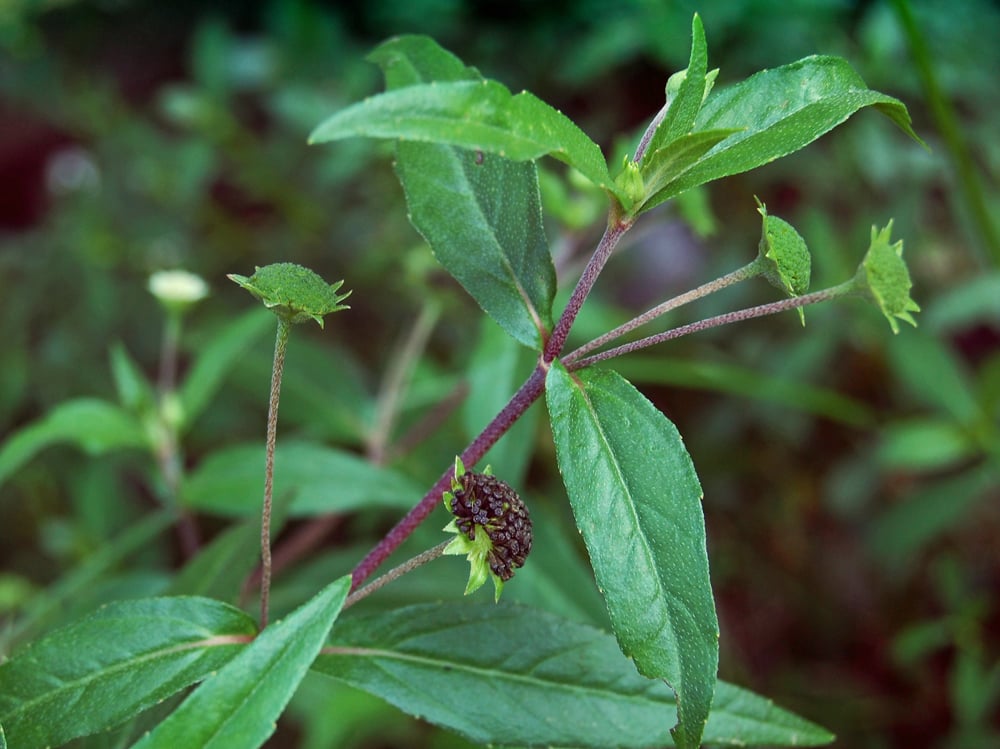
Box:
[854,221,919,334]
[442,457,532,602]
[614,159,646,207]
[755,198,811,324]
[227,262,350,328]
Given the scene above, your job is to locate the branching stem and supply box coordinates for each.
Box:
[569,281,855,370]
[564,258,764,365]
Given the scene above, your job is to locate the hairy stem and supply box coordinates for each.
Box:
[344,541,450,610]
[570,282,855,370]
[260,318,291,628]
[543,217,631,364]
[564,258,764,365]
[353,208,632,590]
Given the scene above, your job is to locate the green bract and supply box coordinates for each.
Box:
[227,263,350,328]
[756,199,811,324]
[854,222,920,333]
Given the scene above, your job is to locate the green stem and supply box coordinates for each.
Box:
[260,318,291,628]
[564,258,765,365]
[570,281,855,370]
[890,0,1000,265]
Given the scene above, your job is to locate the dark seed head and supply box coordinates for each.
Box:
[449,472,532,581]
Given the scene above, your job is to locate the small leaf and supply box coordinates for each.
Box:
[109,343,156,414]
[647,14,709,154]
[646,55,923,208]
[545,363,718,749]
[314,603,833,748]
[0,399,148,491]
[228,263,350,328]
[181,440,420,517]
[756,199,812,324]
[309,44,624,204]
[0,597,257,749]
[638,128,739,213]
[131,576,350,749]
[854,221,920,333]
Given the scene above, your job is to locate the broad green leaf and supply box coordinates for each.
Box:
[314,603,833,748]
[886,330,979,423]
[395,143,555,349]
[877,418,979,472]
[359,34,558,351]
[132,576,350,749]
[309,78,624,205]
[1,512,174,652]
[644,55,921,209]
[178,307,273,430]
[181,440,419,517]
[647,14,709,155]
[0,399,149,491]
[545,363,718,749]
[0,597,256,749]
[166,519,261,601]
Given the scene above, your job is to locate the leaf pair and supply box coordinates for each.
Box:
[0,579,350,749]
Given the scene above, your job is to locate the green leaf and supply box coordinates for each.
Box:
[647,14,709,154]
[358,34,558,350]
[0,721,5,749]
[396,143,556,349]
[166,519,261,601]
[181,440,419,517]
[109,343,156,414]
[545,363,718,749]
[646,55,922,208]
[638,128,739,213]
[0,597,257,749]
[1,512,174,651]
[179,308,274,430]
[0,398,148,492]
[314,603,833,748]
[309,77,624,205]
[131,576,350,749]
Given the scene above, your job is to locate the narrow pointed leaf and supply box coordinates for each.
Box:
[638,129,739,214]
[647,14,709,154]
[350,34,557,350]
[166,519,261,601]
[0,597,257,749]
[314,603,832,748]
[545,363,718,749]
[131,576,350,749]
[643,55,922,210]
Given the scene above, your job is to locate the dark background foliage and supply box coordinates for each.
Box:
[1,1,998,747]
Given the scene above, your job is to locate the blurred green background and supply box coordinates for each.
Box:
[1,1,998,747]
